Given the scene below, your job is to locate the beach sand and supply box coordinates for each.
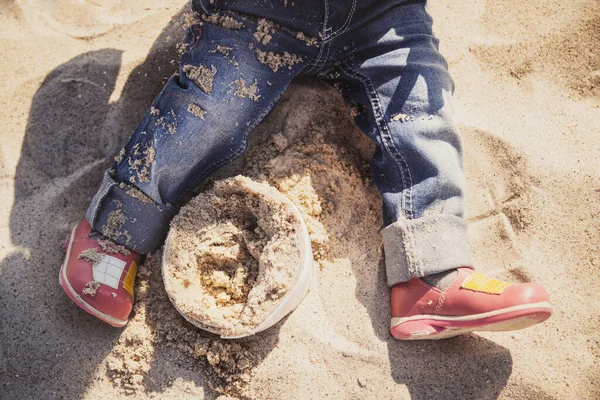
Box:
[0,0,599,399]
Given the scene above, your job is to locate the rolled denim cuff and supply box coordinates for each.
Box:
[85,172,178,254]
[381,214,473,286]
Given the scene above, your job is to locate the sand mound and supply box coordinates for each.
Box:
[164,176,301,337]
[101,81,379,398]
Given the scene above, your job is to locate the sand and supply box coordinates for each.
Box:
[187,103,207,119]
[98,239,131,256]
[1,1,599,399]
[232,79,261,101]
[254,48,303,72]
[78,248,104,266]
[254,19,276,45]
[182,64,217,95]
[164,176,301,338]
[199,12,244,30]
[82,281,100,297]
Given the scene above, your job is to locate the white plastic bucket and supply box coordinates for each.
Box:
[162,190,313,339]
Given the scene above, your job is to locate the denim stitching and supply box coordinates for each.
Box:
[326,0,356,40]
[305,41,330,73]
[304,0,330,74]
[340,64,414,219]
[407,221,424,277]
[320,0,330,43]
[310,35,333,71]
[316,39,332,71]
[400,220,421,279]
[322,0,332,37]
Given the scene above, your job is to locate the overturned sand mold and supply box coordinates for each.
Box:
[164,176,301,337]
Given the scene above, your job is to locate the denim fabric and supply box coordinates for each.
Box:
[86,0,473,285]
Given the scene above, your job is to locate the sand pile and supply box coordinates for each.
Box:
[163,176,301,337]
[101,81,378,398]
[107,257,260,397]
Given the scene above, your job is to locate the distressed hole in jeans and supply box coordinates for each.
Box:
[183,64,217,94]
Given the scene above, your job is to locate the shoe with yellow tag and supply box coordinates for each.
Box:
[59,219,141,327]
[390,267,552,340]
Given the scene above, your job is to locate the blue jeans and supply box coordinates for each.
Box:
[86,0,473,285]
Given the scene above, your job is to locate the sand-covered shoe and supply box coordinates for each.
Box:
[59,219,141,327]
[390,267,552,340]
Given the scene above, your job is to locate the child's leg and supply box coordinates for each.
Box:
[327,1,551,339]
[60,6,321,326]
[85,11,318,254]
[332,2,470,286]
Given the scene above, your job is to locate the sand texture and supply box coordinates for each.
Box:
[1,1,599,399]
[164,176,300,337]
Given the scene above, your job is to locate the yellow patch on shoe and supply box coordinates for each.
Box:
[122,262,137,298]
[460,272,512,294]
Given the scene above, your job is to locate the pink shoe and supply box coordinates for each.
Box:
[390,267,552,340]
[59,219,141,327]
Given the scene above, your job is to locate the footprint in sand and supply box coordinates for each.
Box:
[462,125,543,282]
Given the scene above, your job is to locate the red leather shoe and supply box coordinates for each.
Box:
[390,267,552,340]
[59,219,141,327]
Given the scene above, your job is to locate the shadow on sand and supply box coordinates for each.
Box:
[1,7,220,399]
